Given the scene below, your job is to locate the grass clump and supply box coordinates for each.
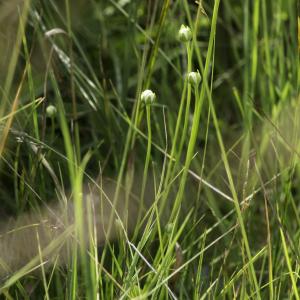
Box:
[0,0,299,299]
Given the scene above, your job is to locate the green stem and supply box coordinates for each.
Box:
[139,105,152,221]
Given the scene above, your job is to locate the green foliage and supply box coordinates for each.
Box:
[0,0,299,299]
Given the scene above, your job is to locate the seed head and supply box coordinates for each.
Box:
[46,105,57,118]
[178,24,192,43]
[187,71,201,87]
[141,89,156,105]
[165,223,174,234]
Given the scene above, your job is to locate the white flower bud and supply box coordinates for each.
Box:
[141,89,156,105]
[187,71,201,87]
[178,24,192,42]
[46,105,57,118]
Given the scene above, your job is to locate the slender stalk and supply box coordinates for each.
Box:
[139,105,152,221]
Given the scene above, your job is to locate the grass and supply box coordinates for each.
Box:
[0,0,299,299]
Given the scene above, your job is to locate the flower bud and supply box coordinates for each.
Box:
[141,89,156,105]
[178,24,192,43]
[165,222,174,235]
[187,71,201,87]
[46,105,57,118]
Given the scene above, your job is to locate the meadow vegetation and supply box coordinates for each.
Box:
[0,0,299,299]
